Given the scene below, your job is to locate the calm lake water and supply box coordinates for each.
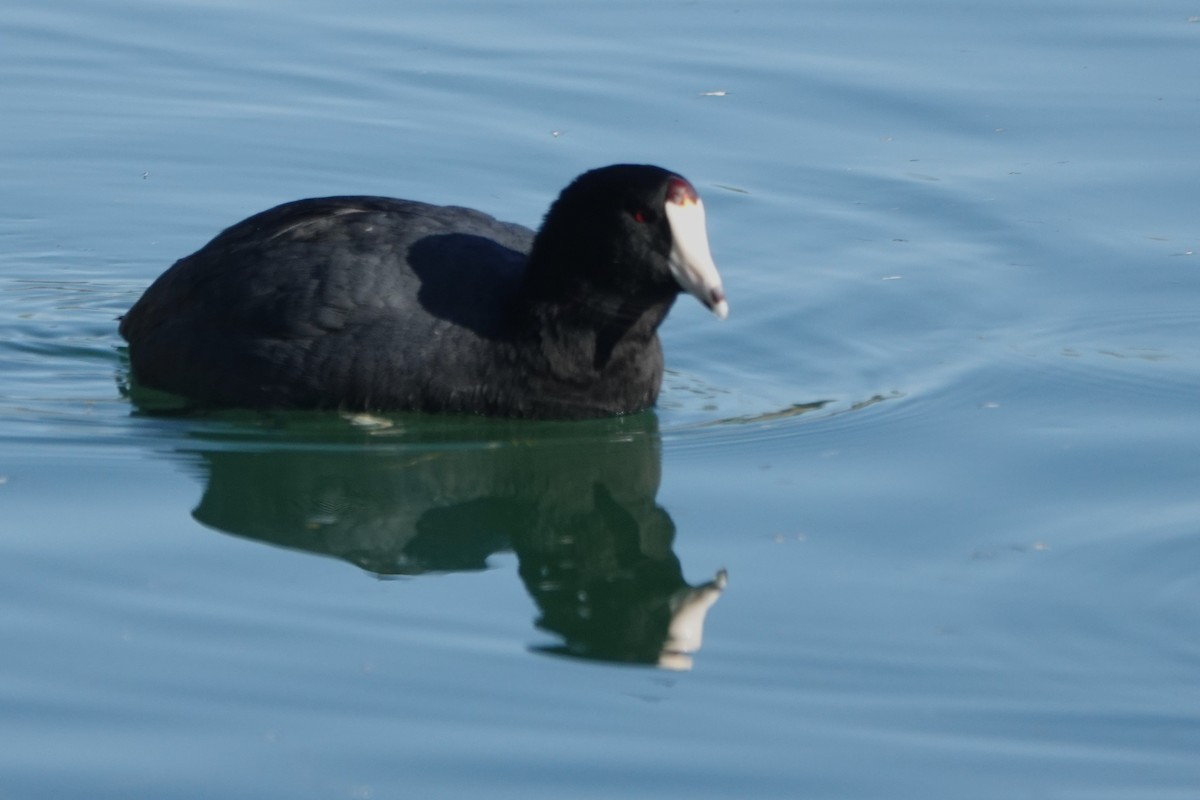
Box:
[3,0,1199,797]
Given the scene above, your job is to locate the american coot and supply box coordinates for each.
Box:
[120,164,728,419]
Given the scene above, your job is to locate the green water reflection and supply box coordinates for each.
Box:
[163,411,727,669]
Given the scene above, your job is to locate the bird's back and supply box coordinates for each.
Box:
[121,196,535,410]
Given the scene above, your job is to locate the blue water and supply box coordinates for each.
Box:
[3,1,1199,797]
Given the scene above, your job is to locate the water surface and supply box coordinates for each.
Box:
[2,1,1198,797]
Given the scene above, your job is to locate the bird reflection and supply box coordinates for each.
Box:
[177,412,726,669]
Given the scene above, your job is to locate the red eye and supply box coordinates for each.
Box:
[632,208,652,224]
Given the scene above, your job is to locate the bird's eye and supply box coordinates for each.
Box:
[632,208,656,224]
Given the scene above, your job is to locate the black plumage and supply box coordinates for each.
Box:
[120,164,727,419]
